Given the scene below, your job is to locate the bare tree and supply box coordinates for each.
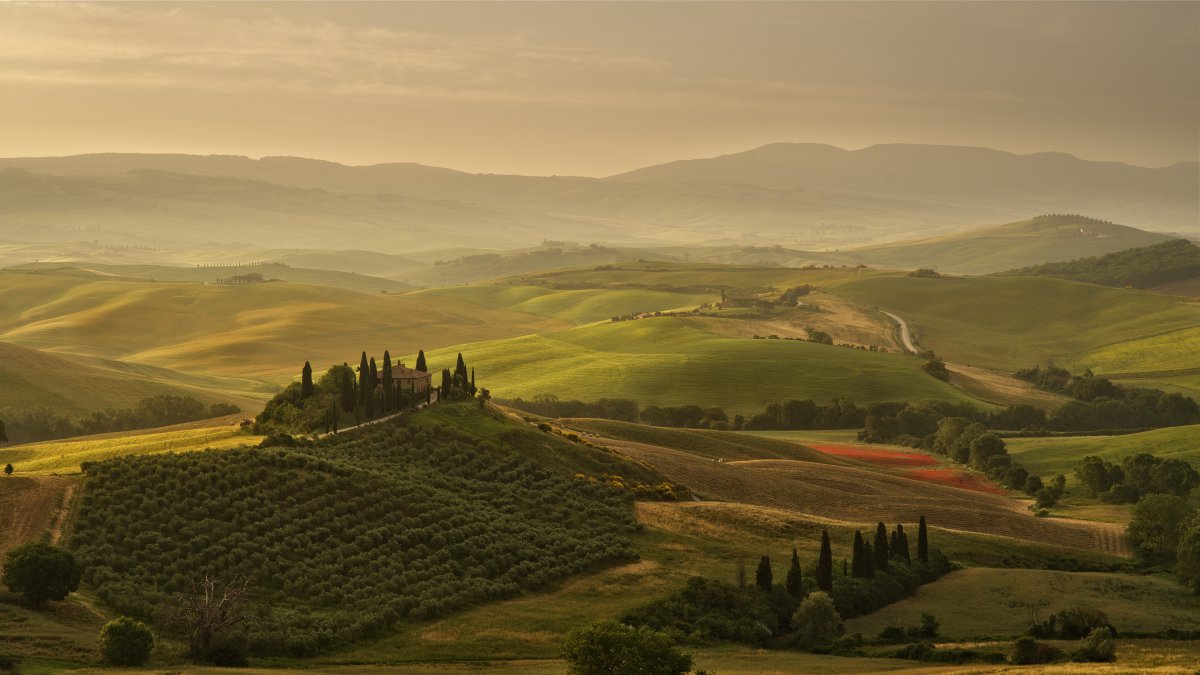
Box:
[171,574,254,656]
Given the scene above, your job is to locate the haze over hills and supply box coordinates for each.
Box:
[0,144,1194,265]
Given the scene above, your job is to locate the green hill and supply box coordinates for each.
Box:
[70,404,657,656]
[825,272,1199,371]
[560,418,846,464]
[418,317,980,415]
[998,238,1200,288]
[847,215,1176,275]
[1006,424,1200,484]
[13,262,415,294]
[414,284,715,325]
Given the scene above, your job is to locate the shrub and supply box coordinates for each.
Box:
[98,617,155,666]
[561,620,692,675]
[1011,636,1061,664]
[1073,627,1116,662]
[792,591,843,650]
[2,542,81,606]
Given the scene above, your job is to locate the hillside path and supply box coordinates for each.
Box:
[880,309,918,354]
[317,395,438,439]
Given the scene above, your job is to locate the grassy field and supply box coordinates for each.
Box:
[13,262,415,294]
[512,260,864,291]
[824,273,1199,371]
[1060,325,1200,375]
[560,418,848,464]
[845,567,1200,640]
[418,317,982,415]
[1006,425,1200,485]
[0,475,74,556]
[0,415,261,476]
[412,284,716,325]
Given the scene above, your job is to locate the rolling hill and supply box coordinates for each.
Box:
[998,237,1200,288]
[845,215,1178,275]
[11,262,415,294]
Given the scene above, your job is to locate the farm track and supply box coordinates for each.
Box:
[599,437,1131,557]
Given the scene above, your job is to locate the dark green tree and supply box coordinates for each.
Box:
[874,522,890,571]
[98,616,155,666]
[441,368,453,400]
[366,357,378,419]
[301,361,314,398]
[415,350,427,372]
[470,367,477,395]
[382,351,393,413]
[816,530,833,592]
[785,547,804,598]
[358,352,369,411]
[340,364,356,413]
[917,516,929,563]
[863,541,875,578]
[4,463,11,476]
[2,542,81,606]
[561,619,692,675]
[889,530,899,560]
[896,524,911,563]
[851,531,867,578]
[755,555,772,591]
[454,353,468,394]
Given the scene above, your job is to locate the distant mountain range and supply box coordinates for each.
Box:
[0,144,1194,258]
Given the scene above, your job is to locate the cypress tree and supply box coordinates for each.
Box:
[897,524,911,563]
[470,367,476,395]
[889,530,900,561]
[340,364,356,413]
[917,516,929,563]
[415,349,427,372]
[358,352,369,412]
[441,368,453,400]
[301,361,314,398]
[863,541,875,578]
[785,547,803,599]
[851,531,866,578]
[874,522,890,572]
[367,357,378,418]
[755,555,772,591]
[382,351,393,413]
[816,530,833,592]
[455,353,467,389]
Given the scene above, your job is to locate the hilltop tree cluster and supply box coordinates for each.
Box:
[1015,366,1199,431]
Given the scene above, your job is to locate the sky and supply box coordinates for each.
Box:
[1,1,1197,176]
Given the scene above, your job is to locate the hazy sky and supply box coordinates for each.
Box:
[1,1,1196,175]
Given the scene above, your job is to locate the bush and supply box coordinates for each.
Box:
[1073,627,1116,662]
[98,617,155,666]
[198,634,249,667]
[792,591,843,650]
[561,620,692,675]
[1011,636,1061,664]
[2,542,81,606]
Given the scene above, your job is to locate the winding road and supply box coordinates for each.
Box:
[880,309,918,354]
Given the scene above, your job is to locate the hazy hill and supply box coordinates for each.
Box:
[845,215,1178,274]
[998,238,1200,288]
[1,144,1194,260]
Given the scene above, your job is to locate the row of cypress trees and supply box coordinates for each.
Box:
[753,516,931,597]
[298,349,436,424]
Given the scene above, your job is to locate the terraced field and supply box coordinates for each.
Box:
[597,436,1130,556]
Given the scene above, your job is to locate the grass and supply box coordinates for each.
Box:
[1060,325,1200,375]
[845,567,1200,640]
[511,260,864,291]
[824,272,1199,372]
[0,415,261,476]
[418,317,983,415]
[559,418,845,464]
[412,284,716,325]
[16,261,415,294]
[1006,425,1200,486]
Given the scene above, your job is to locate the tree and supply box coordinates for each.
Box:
[1074,627,1116,662]
[851,531,866,578]
[816,530,833,592]
[415,349,427,372]
[3,463,11,476]
[917,516,929,563]
[367,358,378,418]
[895,525,911,563]
[1176,525,1200,594]
[874,522,890,571]
[2,542,81,606]
[300,361,314,398]
[968,433,1007,471]
[862,541,875,578]
[455,353,468,393]
[98,616,155,666]
[1075,456,1123,497]
[561,619,692,675]
[441,368,453,401]
[171,574,254,660]
[382,351,393,413]
[358,352,369,412]
[1128,494,1196,563]
[792,591,843,649]
[340,364,356,413]
[786,547,804,598]
[478,387,491,408]
[755,555,773,591]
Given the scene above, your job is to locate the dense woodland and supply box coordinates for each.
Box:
[1000,239,1200,288]
[71,408,639,656]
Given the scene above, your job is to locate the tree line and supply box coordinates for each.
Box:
[0,396,240,445]
[1000,239,1200,289]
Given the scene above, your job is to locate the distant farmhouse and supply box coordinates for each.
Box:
[381,363,432,394]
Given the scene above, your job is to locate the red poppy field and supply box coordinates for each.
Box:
[905,468,1007,495]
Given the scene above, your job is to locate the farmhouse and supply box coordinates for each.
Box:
[380,363,432,393]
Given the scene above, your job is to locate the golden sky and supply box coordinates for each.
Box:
[1,1,1196,175]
